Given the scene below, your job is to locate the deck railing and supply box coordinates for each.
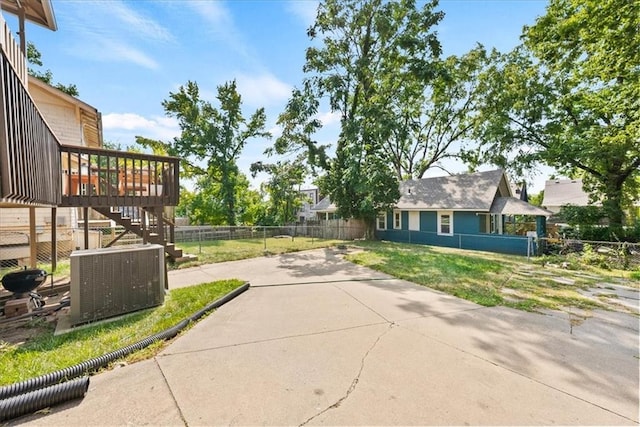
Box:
[0,14,27,85]
[59,144,180,208]
[0,25,61,206]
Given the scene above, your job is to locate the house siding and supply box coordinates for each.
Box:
[453,211,478,234]
[420,211,437,233]
[401,211,409,231]
[377,209,532,256]
[30,85,83,147]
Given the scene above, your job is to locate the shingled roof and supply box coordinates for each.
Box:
[396,169,551,216]
[397,169,511,211]
[542,179,599,209]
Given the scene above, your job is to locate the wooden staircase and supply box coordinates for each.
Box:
[93,206,183,260]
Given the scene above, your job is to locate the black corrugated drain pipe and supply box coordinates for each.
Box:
[0,281,250,421]
[0,377,90,422]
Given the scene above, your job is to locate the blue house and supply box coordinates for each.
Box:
[376,170,552,256]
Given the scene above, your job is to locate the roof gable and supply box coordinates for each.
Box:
[397,169,510,211]
[311,196,336,213]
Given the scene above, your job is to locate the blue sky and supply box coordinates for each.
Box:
[8,0,552,193]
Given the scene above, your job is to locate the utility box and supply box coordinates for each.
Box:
[70,244,165,325]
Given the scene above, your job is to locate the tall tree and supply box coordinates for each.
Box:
[301,0,443,232]
[250,159,307,225]
[27,42,78,96]
[273,87,328,172]
[382,45,488,180]
[161,80,270,225]
[472,0,640,234]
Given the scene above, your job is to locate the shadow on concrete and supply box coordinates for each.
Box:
[415,306,639,421]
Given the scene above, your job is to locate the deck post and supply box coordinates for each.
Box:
[29,207,37,267]
[83,207,89,249]
[51,207,57,272]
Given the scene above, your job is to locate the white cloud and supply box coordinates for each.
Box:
[187,1,233,28]
[186,1,249,58]
[99,40,160,70]
[316,110,340,126]
[102,113,179,141]
[236,74,292,107]
[108,1,174,43]
[60,1,172,69]
[268,125,283,139]
[286,0,319,28]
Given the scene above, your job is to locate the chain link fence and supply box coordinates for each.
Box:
[1,208,367,282]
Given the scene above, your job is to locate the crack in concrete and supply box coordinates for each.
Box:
[154,357,188,426]
[299,323,394,426]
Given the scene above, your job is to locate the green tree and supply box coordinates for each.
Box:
[250,159,307,225]
[382,45,488,180]
[299,0,443,233]
[26,42,78,96]
[161,80,270,225]
[471,0,640,234]
[273,87,328,172]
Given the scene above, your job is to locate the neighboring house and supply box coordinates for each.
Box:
[311,196,338,220]
[296,188,319,222]
[541,179,599,215]
[377,169,551,256]
[542,178,640,226]
[0,0,183,268]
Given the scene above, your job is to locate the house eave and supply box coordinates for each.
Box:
[1,0,57,31]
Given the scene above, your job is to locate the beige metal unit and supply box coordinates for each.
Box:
[70,244,165,325]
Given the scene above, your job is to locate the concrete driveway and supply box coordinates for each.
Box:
[12,248,639,426]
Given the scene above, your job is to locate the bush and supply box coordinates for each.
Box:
[580,244,610,269]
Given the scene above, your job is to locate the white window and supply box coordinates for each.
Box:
[408,211,420,231]
[376,213,386,230]
[394,211,402,229]
[437,211,453,236]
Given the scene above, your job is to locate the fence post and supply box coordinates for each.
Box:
[263,227,267,250]
[198,228,202,254]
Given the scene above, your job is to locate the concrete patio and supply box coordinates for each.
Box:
[11,248,639,426]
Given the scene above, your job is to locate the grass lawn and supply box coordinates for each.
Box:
[2,239,636,386]
[347,240,638,313]
[0,279,244,386]
[174,237,344,268]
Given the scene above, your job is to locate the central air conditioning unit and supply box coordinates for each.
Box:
[70,244,165,325]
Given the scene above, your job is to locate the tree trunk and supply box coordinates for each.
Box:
[602,176,625,238]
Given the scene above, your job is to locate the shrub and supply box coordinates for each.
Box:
[580,244,610,269]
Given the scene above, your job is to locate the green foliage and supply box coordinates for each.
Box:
[471,0,640,232]
[26,42,79,96]
[559,205,606,226]
[177,173,262,225]
[250,160,307,225]
[528,190,544,207]
[293,0,443,227]
[274,87,328,171]
[580,244,610,269]
[383,45,490,180]
[159,80,270,225]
